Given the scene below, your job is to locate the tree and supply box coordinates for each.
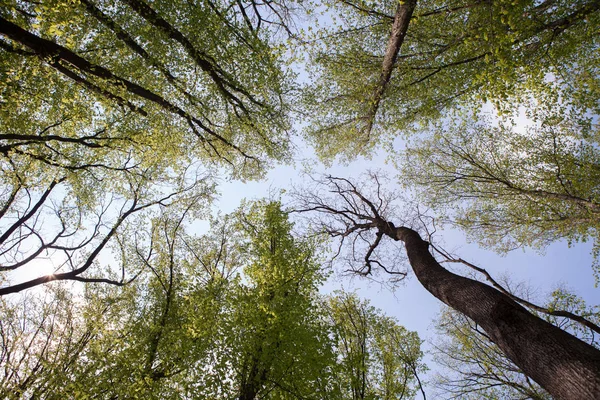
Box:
[217,201,337,399]
[433,286,600,399]
[327,292,426,400]
[397,101,600,271]
[0,201,429,399]
[293,173,600,399]
[41,206,221,399]
[68,201,336,399]
[301,0,600,160]
[0,0,297,294]
[0,287,96,399]
[1,0,294,169]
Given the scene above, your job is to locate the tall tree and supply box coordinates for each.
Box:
[301,0,600,160]
[293,174,600,399]
[220,201,337,399]
[327,292,426,400]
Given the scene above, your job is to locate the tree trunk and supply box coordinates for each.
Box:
[382,224,600,400]
[238,354,266,400]
[364,0,416,137]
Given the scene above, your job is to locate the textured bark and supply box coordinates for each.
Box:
[448,257,600,335]
[380,223,600,400]
[364,0,417,137]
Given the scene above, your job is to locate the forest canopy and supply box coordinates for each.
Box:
[1,0,600,398]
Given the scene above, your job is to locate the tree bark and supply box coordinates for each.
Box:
[363,0,416,137]
[381,223,600,400]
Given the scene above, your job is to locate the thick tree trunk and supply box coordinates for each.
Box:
[382,224,600,400]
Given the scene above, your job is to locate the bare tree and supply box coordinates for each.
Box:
[292,173,600,400]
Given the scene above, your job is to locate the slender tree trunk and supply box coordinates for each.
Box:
[381,223,600,400]
[362,0,416,138]
[238,363,262,400]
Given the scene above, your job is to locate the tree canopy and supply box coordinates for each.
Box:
[0,0,298,293]
[1,0,294,171]
[327,292,426,399]
[398,99,600,267]
[2,0,600,398]
[301,0,600,159]
[0,202,425,398]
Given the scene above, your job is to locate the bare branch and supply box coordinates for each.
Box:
[291,173,409,281]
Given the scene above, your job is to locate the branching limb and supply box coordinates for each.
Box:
[291,173,409,281]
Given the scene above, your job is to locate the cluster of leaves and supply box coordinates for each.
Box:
[1,0,295,172]
[0,202,425,399]
[398,96,600,272]
[0,0,301,293]
[301,0,600,160]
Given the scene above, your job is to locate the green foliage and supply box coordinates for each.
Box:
[0,287,89,399]
[0,0,298,293]
[4,0,599,396]
[0,201,426,399]
[203,201,337,399]
[398,99,600,265]
[1,0,294,174]
[545,287,600,344]
[327,292,426,400]
[301,0,600,161]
